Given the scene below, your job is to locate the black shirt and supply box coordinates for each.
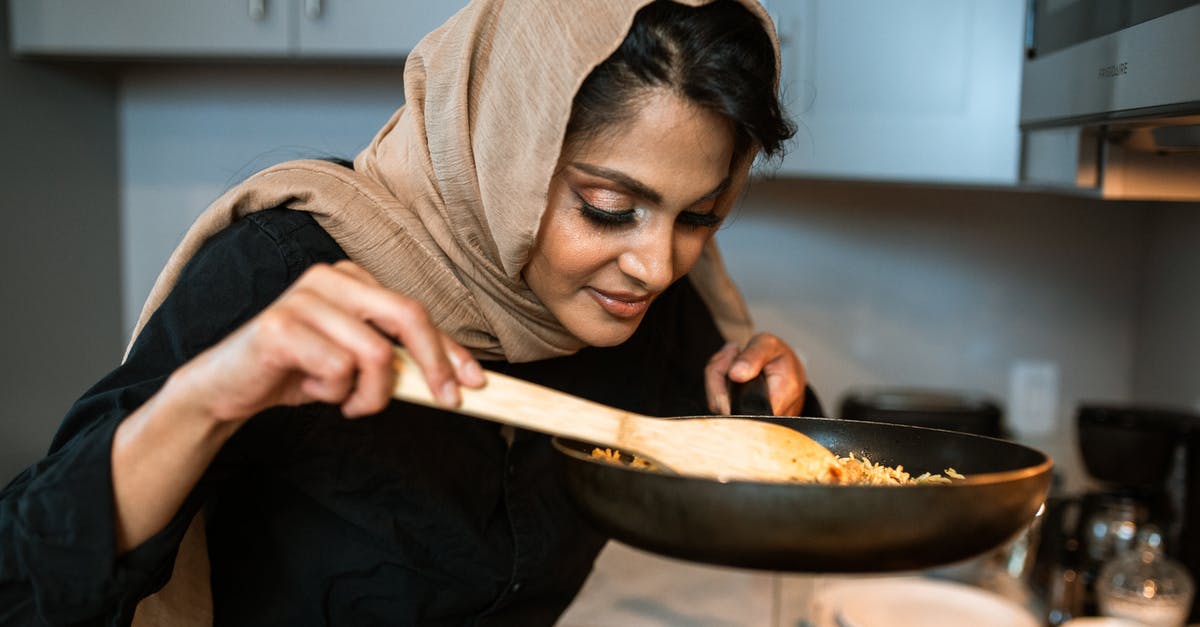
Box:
[0,208,742,626]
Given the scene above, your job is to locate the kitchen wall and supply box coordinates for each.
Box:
[0,8,122,482]
[119,65,405,330]
[722,178,1146,408]
[1134,203,1200,408]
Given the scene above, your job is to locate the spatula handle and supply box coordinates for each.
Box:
[391,347,630,446]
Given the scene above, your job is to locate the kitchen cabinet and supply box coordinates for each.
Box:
[294,0,460,57]
[8,0,463,59]
[766,0,1025,185]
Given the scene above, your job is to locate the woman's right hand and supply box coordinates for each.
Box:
[113,260,482,553]
[167,260,485,424]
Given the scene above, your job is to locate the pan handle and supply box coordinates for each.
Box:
[729,373,773,417]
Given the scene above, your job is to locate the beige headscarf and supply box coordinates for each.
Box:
[130,0,778,623]
[127,0,778,364]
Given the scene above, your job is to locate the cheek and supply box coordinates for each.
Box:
[673,229,715,277]
[533,210,616,286]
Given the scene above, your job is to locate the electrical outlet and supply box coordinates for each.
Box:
[1008,361,1059,436]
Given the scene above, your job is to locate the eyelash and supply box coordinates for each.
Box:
[576,198,721,231]
[578,201,635,229]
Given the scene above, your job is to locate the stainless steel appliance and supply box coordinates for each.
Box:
[1020,0,1200,200]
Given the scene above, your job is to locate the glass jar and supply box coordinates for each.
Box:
[1084,497,1142,564]
[1095,526,1194,627]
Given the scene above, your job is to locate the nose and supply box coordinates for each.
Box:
[618,223,674,291]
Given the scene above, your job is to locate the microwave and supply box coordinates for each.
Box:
[1019,0,1200,200]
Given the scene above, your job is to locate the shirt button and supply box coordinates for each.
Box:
[507,464,517,477]
[511,582,522,593]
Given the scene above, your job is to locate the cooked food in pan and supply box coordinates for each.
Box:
[833,452,965,485]
[589,447,965,485]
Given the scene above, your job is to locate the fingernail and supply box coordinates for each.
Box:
[438,381,460,407]
[731,361,752,379]
[464,360,484,386]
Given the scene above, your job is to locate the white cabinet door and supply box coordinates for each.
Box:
[768,0,1025,185]
[9,0,290,57]
[8,0,463,59]
[294,0,464,58]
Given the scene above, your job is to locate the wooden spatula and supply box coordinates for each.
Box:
[392,348,839,483]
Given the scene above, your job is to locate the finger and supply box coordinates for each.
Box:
[377,301,460,406]
[704,341,741,415]
[762,352,807,416]
[254,311,357,405]
[763,364,801,416]
[330,259,382,286]
[728,333,782,382]
[312,263,482,399]
[300,372,354,406]
[295,264,460,407]
[442,335,485,388]
[280,290,397,418]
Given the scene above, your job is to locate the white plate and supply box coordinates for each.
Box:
[812,576,1040,627]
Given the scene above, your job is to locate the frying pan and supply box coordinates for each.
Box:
[553,412,1052,573]
[390,349,1050,572]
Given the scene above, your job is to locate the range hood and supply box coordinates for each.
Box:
[1019,1,1200,201]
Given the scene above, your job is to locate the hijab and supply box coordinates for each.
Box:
[128,0,777,363]
[131,0,778,623]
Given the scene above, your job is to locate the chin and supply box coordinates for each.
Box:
[566,316,643,347]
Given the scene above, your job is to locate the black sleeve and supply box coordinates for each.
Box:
[654,276,729,417]
[0,209,342,626]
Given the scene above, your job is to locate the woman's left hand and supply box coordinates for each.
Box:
[705,333,807,416]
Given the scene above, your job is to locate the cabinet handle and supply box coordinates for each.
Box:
[248,0,266,20]
[305,0,323,19]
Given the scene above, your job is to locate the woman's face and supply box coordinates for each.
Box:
[524,89,736,347]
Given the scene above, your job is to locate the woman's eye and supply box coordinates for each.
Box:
[578,200,636,228]
[573,190,721,231]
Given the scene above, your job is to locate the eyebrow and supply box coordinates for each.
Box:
[569,162,732,208]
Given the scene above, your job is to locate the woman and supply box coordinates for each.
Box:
[0,0,811,624]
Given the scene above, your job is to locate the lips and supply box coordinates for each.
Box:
[587,287,653,319]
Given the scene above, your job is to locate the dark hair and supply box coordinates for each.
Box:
[564,0,795,161]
